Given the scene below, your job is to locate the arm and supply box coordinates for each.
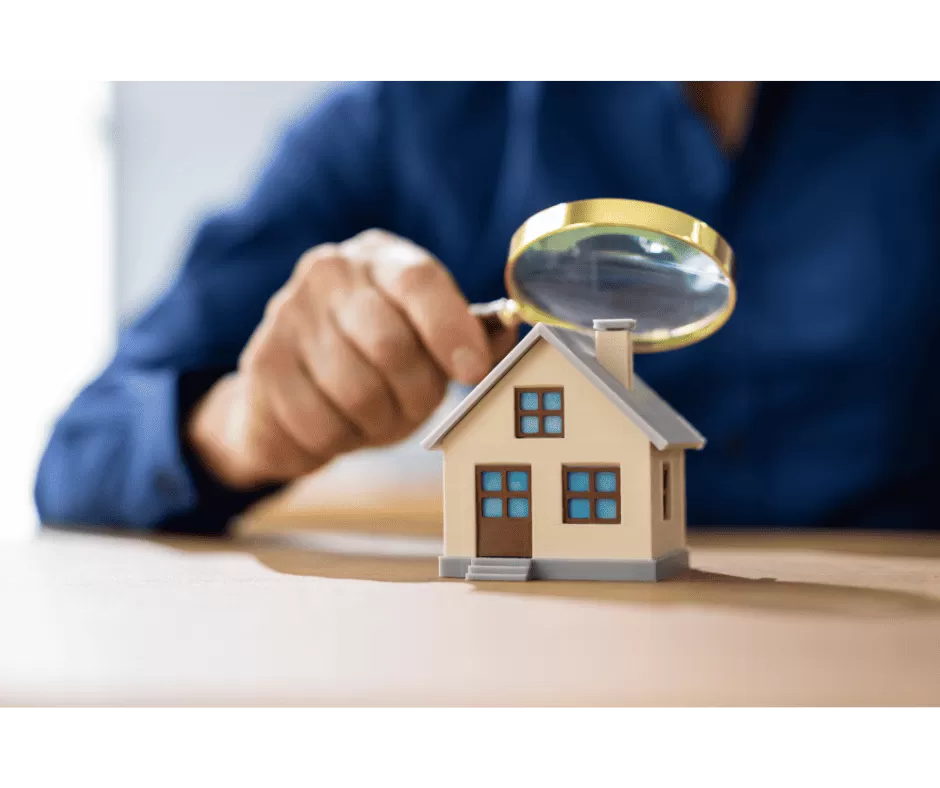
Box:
[35,84,392,535]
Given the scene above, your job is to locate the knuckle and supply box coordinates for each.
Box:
[397,367,447,425]
[367,329,418,368]
[313,418,358,456]
[391,259,444,296]
[263,289,297,325]
[415,375,447,418]
[343,383,387,423]
[264,289,316,343]
[310,253,351,281]
[286,425,327,461]
[241,335,279,377]
[298,242,341,264]
[248,430,277,468]
[293,429,330,462]
[356,228,393,244]
[297,246,350,281]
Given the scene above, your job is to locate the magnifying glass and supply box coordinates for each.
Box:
[472,198,736,353]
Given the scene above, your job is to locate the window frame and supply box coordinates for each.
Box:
[562,465,621,524]
[476,464,532,523]
[514,386,565,438]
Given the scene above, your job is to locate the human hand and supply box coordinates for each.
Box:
[187,229,517,489]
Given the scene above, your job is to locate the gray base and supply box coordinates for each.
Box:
[439,549,689,582]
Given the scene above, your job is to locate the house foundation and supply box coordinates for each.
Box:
[439,548,689,582]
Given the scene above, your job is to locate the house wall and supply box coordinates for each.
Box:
[440,339,653,560]
[650,447,687,557]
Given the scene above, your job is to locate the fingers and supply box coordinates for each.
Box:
[207,230,502,489]
[292,245,433,436]
[236,377,328,482]
[185,372,320,489]
[330,284,448,425]
[293,300,405,440]
[354,232,492,385]
[301,234,457,425]
[240,292,363,462]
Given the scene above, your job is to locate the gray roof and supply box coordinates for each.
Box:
[421,323,706,451]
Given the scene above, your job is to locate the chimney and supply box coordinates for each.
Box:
[593,318,636,390]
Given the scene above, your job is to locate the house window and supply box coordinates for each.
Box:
[477,466,532,521]
[662,462,672,521]
[562,465,621,523]
[515,387,564,438]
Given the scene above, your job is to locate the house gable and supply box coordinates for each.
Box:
[422,323,704,452]
[439,336,653,453]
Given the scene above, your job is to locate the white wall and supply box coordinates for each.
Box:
[113,81,339,323]
[1,82,114,539]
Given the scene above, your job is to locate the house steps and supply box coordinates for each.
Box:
[465,557,532,582]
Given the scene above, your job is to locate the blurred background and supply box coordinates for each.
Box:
[115,82,335,325]
[3,81,449,541]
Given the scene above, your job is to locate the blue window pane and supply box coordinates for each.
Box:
[507,471,529,492]
[596,499,618,519]
[544,416,563,434]
[543,391,562,410]
[520,391,539,410]
[567,498,591,519]
[508,498,529,518]
[481,471,502,491]
[595,471,617,492]
[567,472,590,492]
[482,498,503,517]
[521,416,540,434]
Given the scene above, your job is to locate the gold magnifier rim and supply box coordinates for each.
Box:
[505,198,737,353]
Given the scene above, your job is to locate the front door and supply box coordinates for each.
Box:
[476,465,532,558]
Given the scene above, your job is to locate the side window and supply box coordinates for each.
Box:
[562,466,621,524]
[515,387,564,438]
[662,462,672,521]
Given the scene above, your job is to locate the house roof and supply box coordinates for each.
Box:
[421,323,706,451]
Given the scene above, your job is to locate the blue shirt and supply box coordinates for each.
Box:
[35,81,940,534]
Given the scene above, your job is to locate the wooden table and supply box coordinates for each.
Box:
[3,449,940,706]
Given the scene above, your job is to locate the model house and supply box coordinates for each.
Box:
[421,318,705,582]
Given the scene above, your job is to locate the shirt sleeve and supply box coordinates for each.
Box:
[34,83,391,535]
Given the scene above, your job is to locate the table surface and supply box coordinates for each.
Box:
[4,449,940,706]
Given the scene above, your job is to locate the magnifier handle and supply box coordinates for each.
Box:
[469,297,520,328]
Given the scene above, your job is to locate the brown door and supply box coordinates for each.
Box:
[476,465,532,558]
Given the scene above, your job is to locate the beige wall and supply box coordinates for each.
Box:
[440,340,653,560]
[650,447,687,557]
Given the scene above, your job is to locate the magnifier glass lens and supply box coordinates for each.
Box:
[511,226,733,338]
